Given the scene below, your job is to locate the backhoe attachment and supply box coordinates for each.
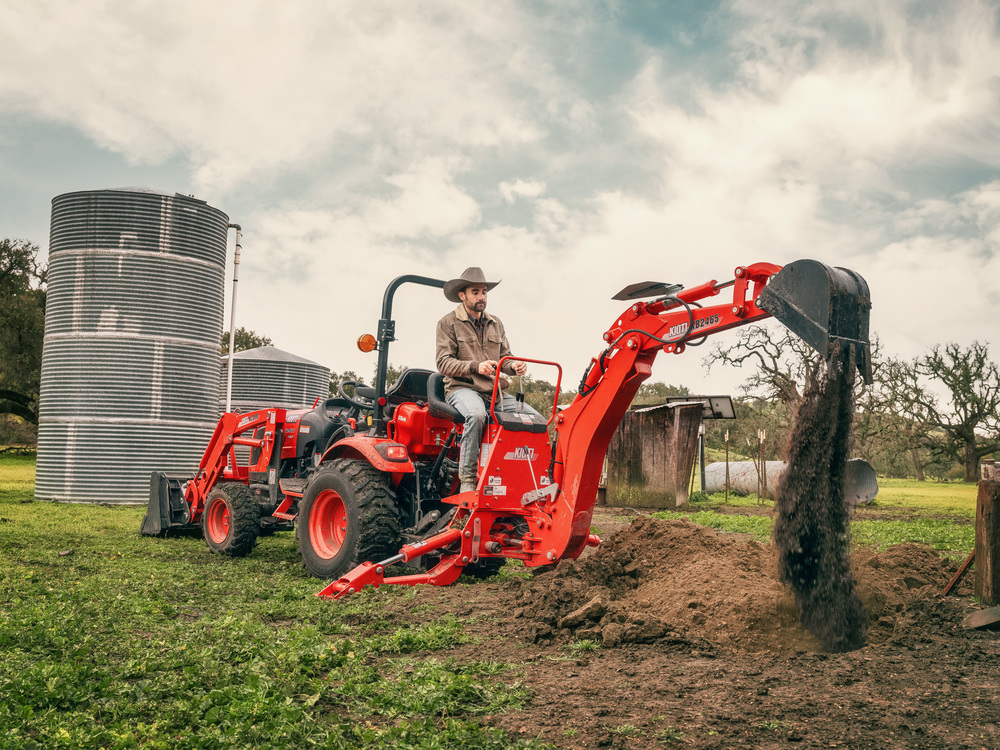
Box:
[757,259,872,383]
[314,258,873,602]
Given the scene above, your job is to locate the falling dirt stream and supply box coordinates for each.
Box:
[773,346,867,652]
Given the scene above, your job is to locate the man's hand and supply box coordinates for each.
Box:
[478,360,527,377]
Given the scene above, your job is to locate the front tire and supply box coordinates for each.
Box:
[202,483,260,557]
[297,459,402,579]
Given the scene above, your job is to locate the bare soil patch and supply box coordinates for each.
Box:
[370,517,999,749]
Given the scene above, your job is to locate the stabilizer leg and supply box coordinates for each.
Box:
[316,526,467,599]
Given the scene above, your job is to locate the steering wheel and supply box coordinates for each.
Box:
[338,379,376,411]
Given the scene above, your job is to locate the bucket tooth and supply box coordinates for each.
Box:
[757,259,872,383]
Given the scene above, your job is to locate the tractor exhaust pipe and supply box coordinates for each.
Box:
[757,259,872,383]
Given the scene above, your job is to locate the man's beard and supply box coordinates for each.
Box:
[470,300,486,313]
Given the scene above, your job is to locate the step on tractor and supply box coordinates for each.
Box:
[141,259,872,599]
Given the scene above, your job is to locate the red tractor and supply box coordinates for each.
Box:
[141,259,871,599]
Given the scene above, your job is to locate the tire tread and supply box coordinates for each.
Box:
[298,459,402,578]
[204,482,260,557]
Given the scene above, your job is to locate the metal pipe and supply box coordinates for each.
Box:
[225,224,242,413]
[698,421,706,494]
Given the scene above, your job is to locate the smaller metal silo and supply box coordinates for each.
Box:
[221,346,331,412]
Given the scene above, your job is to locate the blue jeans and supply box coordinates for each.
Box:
[446,388,541,485]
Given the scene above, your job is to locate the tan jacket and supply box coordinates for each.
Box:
[436,304,516,397]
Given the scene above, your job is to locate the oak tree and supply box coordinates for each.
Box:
[220,327,273,354]
[0,239,46,425]
[889,342,1000,482]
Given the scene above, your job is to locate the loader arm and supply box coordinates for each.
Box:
[140,408,282,535]
[187,410,284,516]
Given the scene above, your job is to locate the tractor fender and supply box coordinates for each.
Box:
[320,435,416,475]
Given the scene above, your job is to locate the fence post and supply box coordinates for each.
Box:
[724,430,730,503]
[975,480,1000,606]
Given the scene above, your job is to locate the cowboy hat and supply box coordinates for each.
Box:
[443,267,501,303]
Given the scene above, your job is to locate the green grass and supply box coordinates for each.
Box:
[0,456,549,750]
[0,453,983,748]
[652,476,978,554]
[651,507,775,543]
[0,453,34,492]
[656,725,686,744]
[852,518,974,554]
[868,477,977,516]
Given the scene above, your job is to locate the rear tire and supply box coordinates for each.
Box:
[297,459,402,579]
[202,483,260,557]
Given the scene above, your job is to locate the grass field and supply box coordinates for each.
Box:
[0,456,545,750]
[0,456,980,748]
[867,477,978,515]
[656,476,977,554]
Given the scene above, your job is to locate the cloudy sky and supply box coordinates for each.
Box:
[2,0,999,397]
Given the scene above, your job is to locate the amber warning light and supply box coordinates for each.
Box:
[357,334,377,353]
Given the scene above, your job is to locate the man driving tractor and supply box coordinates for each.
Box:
[435,267,541,493]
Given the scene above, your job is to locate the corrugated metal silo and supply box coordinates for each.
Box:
[221,346,330,412]
[36,189,229,503]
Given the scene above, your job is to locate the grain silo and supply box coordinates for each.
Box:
[35,189,230,503]
[221,346,330,412]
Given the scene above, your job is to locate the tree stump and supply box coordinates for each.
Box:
[974,481,1000,605]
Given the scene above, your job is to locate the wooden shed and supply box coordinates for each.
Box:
[605,402,703,508]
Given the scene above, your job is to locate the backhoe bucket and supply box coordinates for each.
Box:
[757,259,872,383]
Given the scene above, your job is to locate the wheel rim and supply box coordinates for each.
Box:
[205,496,230,544]
[310,489,348,559]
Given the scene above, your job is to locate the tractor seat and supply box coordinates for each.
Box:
[384,368,432,405]
[427,373,464,423]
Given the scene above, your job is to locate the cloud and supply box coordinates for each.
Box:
[6,0,1000,396]
[226,0,1000,392]
[603,0,1000,362]
[0,0,578,194]
[500,179,547,203]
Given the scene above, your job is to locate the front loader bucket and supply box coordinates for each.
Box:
[139,471,193,536]
[757,259,872,383]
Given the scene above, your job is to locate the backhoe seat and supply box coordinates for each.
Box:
[427,373,464,423]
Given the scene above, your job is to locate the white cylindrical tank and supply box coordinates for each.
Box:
[704,458,879,505]
[35,189,229,503]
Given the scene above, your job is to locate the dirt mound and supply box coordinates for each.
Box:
[511,517,961,654]
[852,543,958,625]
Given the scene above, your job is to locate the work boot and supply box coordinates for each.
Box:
[460,479,476,494]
